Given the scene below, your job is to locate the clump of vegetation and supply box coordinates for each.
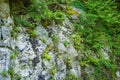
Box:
[10,50,19,60]
[7,67,21,80]
[63,40,69,47]
[43,53,51,61]
[8,67,15,79]
[2,70,8,77]
[50,68,56,75]
[10,0,67,39]
[42,43,53,61]
[51,34,58,45]
[72,0,120,79]
[71,33,83,50]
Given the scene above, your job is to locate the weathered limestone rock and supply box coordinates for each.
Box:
[116,71,120,77]
[0,1,114,80]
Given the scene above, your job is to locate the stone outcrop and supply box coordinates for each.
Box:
[0,1,120,80]
[0,2,81,80]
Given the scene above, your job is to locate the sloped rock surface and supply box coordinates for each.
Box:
[0,1,119,80]
[0,2,81,80]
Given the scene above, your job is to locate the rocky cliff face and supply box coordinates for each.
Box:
[0,1,81,80]
[0,1,120,80]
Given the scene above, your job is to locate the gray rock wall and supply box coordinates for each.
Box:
[0,2,81,80]
[0,1,119,80]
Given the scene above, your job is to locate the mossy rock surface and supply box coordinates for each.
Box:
[0,2,10,19]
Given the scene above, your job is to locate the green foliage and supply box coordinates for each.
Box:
[51,35,58,44]
[43,53,51,61]
[87,57,99,66]
[10,53,16,60]
[50,68,56,75]
[42,44,52,61]
[41,38,47,43]
[2,69,21,79]
[73,0,120,54]
[72,0,120,79]
[81,0,120,55]
[2,70,8,77]
[8,67,14,79]
[29,30,37,38]
[54,10,65,20]
[11,0,66,39]
[14,74,21,80]
[93,58,116,80]
[43,9,53,20]
[63,40,69,47]
[8,67,21,80]
[10,50,19,60]
[80,60,89,67]
[70,0,85,10]
[28,0,66,26]
[71,33,83,50]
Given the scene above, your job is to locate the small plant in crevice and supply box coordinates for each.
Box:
[64,57,72,70]
[41,38,47,44]
[28,30,37,38]
[42,44,52,61]
[54,10,65,21]
[51,34,58,45]
[8,67,14,79]
[11,30,18,39]
[50,68,56,75]
[43,43,52,54]
[10,53,16,60]
[8,67,21,80]
[2,70,8,77]
[10,49,19,60]
[63,40,69,47]
[42,53,51,61]
[14,74,21,80]
[71,33,83,51]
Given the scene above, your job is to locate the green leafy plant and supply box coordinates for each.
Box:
[10,50,19,60]
[53,10,65,20]
[51,35,58,44]
[72,0,120,79]
[28,0,65,27]
[43,53,51,61]
[80,60,89,67]
[50,68,56,75]
[8,67,15,79]
[29,30,37,38]
[8,67,21,80]
[63,40,69,47]
[41,38,47,43]
[71,33,83,50]
[14,74,21,80]
[10,53,16,60]
[2,70,8,77]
